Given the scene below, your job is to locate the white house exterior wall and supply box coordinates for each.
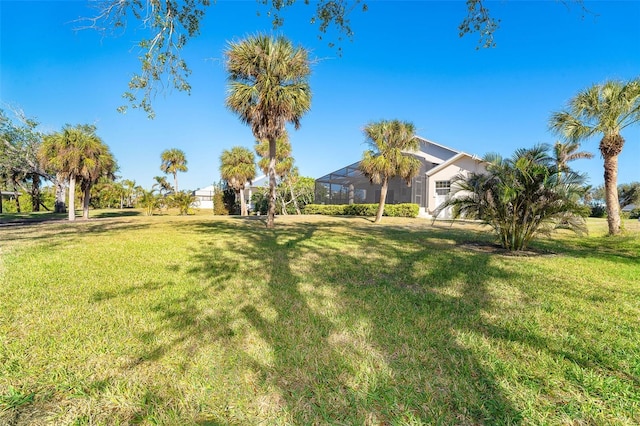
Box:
[426,156,485,217]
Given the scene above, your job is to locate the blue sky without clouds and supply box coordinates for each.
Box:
[1,1,639,191]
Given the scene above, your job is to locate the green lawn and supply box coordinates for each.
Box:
[1,213,639,425]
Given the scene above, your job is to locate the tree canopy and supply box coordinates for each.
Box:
[82,0,590,117]
[0,109,48,213]
[550,78,640,235]
[40,124,116,221]
[160,148,188,193]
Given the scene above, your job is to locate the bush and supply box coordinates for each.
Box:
[213,190,229,215]
[385,203,420,218]
[303,203,419,218]
[590,204,607,218]
[343,204,377,216]
[629,208,640,220]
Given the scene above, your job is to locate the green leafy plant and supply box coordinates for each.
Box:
[436,144,589,251]
[170,190,197,215]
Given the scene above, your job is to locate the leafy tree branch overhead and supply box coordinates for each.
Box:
[81,0,588,118]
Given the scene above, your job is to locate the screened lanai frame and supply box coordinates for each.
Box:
[314,158,428,208]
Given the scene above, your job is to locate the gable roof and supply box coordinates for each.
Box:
[426,152,480,177]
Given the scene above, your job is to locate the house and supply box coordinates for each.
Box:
[192,176,268,211]
[314,136,485,218]
[192,185,215,210]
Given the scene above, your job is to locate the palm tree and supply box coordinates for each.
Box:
[77,138,117,219]
[220,146,256,216]
[152,175,172,196]
[553,140,593,174]
[437,145,589,251]
[160,148,188,192]
[40,125,109,221]
[550,78,640,235]
[359,120,422,223]
[122,179,137,207]
[225,34,312,228]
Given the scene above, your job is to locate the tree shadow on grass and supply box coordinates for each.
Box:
[175,219,524,423]
[0,217,151,245]
[532,232,640,264]
[92,209,142,219]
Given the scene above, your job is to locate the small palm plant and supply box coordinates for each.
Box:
[436,145,589,251]
[170,190,197,215]
[138,189,160,216]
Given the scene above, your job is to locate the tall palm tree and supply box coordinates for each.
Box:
[550,78,640,235]
[77,138,117,219]
[160,148,188,192]
[359,120,422,224]
[225,34,312,228]
[220,146,256,216]
[436,145,588,251]
[40,125,108,221]
[553,140,593,174]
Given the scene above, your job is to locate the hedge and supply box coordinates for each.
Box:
[303,203,419,218]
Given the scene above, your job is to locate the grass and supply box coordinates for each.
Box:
[1,212,639,425]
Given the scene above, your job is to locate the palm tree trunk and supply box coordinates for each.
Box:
[54,172,66,213]
[267,138,277,228]
[31,174,41,212]
[603,153,621,235]
[288,179,301,215]
[375,178,388,224]
[239,186,247,216]
[83,183,91,219]
[12,180,21,213]
[68,175,76,221]
[173,173,179,193]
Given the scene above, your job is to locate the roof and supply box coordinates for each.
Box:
[317,136,464,181]
[426,152,481,177]
[622,204,636,212]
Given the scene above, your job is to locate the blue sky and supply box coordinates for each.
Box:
[1,1,639,191]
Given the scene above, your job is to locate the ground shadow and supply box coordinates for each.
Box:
[174,218,524,423]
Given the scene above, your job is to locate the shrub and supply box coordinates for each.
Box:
[343,204,377,216]
[303,203,419,218]
[438,145,588,251]
[213,190,229,215]
[590,204,607,218]
[385,203,419,218]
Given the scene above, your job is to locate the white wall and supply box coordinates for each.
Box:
[426,156,486,216]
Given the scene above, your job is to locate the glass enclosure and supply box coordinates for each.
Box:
[315,159,429,207]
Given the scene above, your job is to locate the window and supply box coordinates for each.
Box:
[435,180,451,196]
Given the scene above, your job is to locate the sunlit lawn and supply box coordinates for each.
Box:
[1,212,639,425]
